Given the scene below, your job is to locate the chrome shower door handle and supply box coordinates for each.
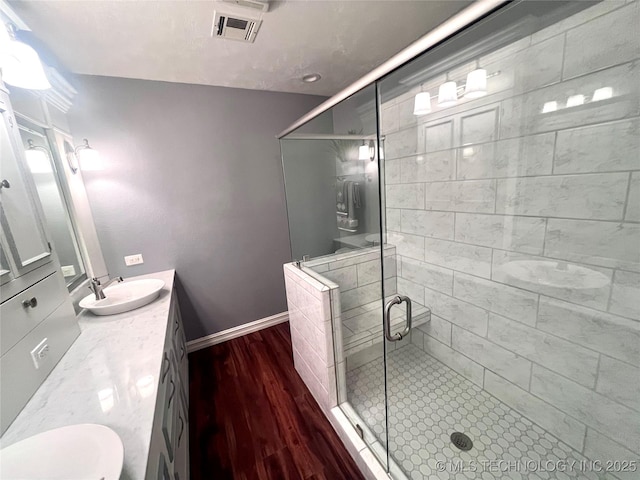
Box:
[383,295,412,342]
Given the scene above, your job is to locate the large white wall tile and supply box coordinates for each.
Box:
[495,173,628,220]
[583,429,640,480]
[530,366,640,454]
[387,232,424,261]
[381,103,399,134]
[516,34,564,92]
[455,213,546,255]
[386,127,418,159]
[425,180,496,213]
[424,120,454,152]
[422,335,484,386]
[610,270,640,320]
[625,172,640,222]
[356,260,383,287]
[488,313,600,388]
[545,219,640,272]
[554,119,640,174]
[491,250,613,310]
[453,272,539,325]
[460,107,498,145]
[483,371,586,452]
[396,277,425,305]
[537,297,640,366]
[400,210,454,240]
[425,238,492,278]
[423,287,489,337]
[596,356,640,412]
[386,184,425,209]
[416,315,452,347]
[459,133,555,180]
[452,326,531,389]
[322,266,358,291]
[386,208,401,231]
[400,257,453,295]
[384,159,401,184]
[562,1,640,80]
[400,151,455,183]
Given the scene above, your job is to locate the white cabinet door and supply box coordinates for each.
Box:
[0,95,52,277]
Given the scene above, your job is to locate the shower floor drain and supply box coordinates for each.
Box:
[450,432,473,451]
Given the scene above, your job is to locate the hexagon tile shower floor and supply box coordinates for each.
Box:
[346,345,607,480]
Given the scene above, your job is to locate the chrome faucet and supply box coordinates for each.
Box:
[89,276,123,300]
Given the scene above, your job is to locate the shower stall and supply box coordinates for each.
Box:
[280,1,639,478]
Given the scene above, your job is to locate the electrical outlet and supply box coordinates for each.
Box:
[30,338,50,370]
[61,265,76,277]
[124,254,144,266]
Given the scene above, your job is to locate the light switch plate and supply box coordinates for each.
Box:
[124,254,144,266]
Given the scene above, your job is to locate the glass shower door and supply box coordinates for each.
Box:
[377,0,640,478]
[279,84,392,469]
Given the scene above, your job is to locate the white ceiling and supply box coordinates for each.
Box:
[10,0,471,96]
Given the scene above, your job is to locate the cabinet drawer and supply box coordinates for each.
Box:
[0,300,80,434]
[0,271,67,355]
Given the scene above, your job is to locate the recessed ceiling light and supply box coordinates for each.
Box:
[302,73,321,83]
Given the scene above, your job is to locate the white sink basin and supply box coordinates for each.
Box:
[0,424,123,480]
[80,278,165,316]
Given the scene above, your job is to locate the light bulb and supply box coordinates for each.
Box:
[592,87,613,101]
[438,81,458,107]
[464,69,487,99]
[413,92,431,115]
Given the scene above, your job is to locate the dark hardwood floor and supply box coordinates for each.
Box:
[189,322,364,480]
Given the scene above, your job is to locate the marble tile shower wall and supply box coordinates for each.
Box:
[381,0,639,467]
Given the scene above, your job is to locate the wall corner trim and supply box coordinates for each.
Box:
[186,311,289,353]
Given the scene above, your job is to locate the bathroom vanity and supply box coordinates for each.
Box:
[0,270,189,480]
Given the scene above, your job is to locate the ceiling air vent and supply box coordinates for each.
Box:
[211,11,262,43]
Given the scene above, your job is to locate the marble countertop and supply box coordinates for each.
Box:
[0,269,176,480]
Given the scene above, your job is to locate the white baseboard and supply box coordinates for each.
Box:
[186,311,289,353]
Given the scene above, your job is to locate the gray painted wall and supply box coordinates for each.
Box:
[67,75,325,340]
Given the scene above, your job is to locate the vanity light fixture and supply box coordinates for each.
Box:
[437,80,458,107]
[413,91,432,115]
[464,68,487,99]
[25,139,52,173]
[74,138,103,172]
[592,87,613,101]
[0,23,51,90]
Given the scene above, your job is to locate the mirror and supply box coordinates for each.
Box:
[17,121,87,290]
